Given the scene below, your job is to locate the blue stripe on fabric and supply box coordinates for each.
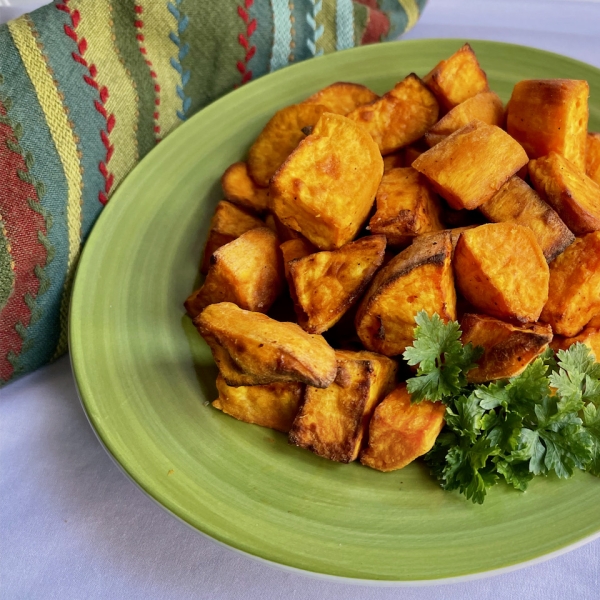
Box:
[305,0,323,57]
[269,0,292,72]
[289,0,313,63]
[0,24,67,376]
[30,4,106,239]
[379,0,409,39]
[335,0,354,51]
[247,0,275,79]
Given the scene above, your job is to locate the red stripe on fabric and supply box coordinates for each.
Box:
[355,0,378,8]
[0,102,48,381]
[236,0,256,85]
[361,7,390,44]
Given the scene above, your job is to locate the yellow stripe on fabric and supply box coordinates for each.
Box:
[74,0,139,190]
[136,0,180,138]
[318,0,336,54]
[397,0,420,31]
[8,15,82,357]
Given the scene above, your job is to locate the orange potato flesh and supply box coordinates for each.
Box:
[200,200,265,274]
[248,103,327,186]
[383,151,405,173]
[529,152,600,236]
[506,79,589,171]
[288,350,398,463]
[412,120,528,210]
[348,74,439,155]
[461,313,553,383]
[425,91,504,147]
[586,315,600,329]
[288,235,386,334]
[423,43,490,112]
[453,223,549,323]
[419,226,477,255]
[221,162,269,212]
[270,112,383,250]
[540,232,600,337]
[195,302,337,388]
[587,133,600,185]
[551,327,600,362]
[213,375,304,433]
[479,175,575,263]
[369,167,444,247]
[185,228,283,318]
[355,232,456,356]
[403,140,429,166]
[360,383,446,472]
[302,82,379,115]
[280,238,317,280]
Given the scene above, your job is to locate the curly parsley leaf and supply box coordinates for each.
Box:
[583,402,600,476]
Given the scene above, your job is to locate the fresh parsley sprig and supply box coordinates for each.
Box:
[403,311,600,504]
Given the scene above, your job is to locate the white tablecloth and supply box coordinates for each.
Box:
[2,1,600,598]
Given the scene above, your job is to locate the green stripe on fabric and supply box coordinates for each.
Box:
[288,0,312,63]
[30,4,106,238]
[335,0,354,50]
[305,0,324,57]
[270,0,292,71]
[353,1,368,46]
[247,0,275,78]
[180,0,242,111]
[111,0,155,159]
[0,24,65,374]
[317,0,336,53]
[0,214,14,312]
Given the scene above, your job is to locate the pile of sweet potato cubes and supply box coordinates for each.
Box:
[186,44,600,473]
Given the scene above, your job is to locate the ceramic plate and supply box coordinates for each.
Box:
[70,40,600,582]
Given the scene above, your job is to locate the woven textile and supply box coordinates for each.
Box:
[0,0,427,385]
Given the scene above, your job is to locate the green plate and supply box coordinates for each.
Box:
[70,40,600,583]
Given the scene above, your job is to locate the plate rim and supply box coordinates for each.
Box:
[69,38,600,584]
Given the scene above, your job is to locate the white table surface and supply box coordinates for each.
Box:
[2,1,600,599]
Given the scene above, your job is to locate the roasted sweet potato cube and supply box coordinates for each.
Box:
[529,152,600,235]
[423,43,490,112]
[221,162,270,212]
[587,315,600,329]
[479,176,575,263]
[404,140,428,165]
[506,79,589,171]
[383,151,405,173]
[412,120,528,210]
[360,383,446,472]
[200,200,265,274]
[248,103,327,186]
[288,235,386,334]
[461,314,553,383]
[270,112,383,250]
[454,223,549,323]
[288,350,398,463]
[368,167,444,247]
[424,91,504,147]
[540,232,600,337]
[419,226,477,254]
[551,326,600,362]
[195,302,337,387]
[185,228,283,318]
[587,133,600,185]
[303,82,379,115]
[348,74,439,155]
[355,232,456,356]
[280,238,317,280]
[213,374,304,432]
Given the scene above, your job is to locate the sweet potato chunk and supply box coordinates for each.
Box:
[424,91,504,147]
[303,82,379,115]
[551,326,600,362]
[529,152,600,235]
[368,167,444,247]
[348,74,439,155]
[506,79,589,171]
[356,232,456,356]
[540,232,600,337]
[587,133,600,185]
[200,201,265,274]
[288,350,398,463]
[412,121,528,210]
[213,375,303,432]
[288,235,386,334]
[461,314,552,383]
[423,43,489,112]
[248,103,327,186]
[360,383,446,472]
[185,228,283,318]
[454,223,549,323]
[280,238,317,280]
[480,176,575,262]
[270,112,383,250]
[383,151,405,173]
[221,162,269,212]
[195,302,337,387]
